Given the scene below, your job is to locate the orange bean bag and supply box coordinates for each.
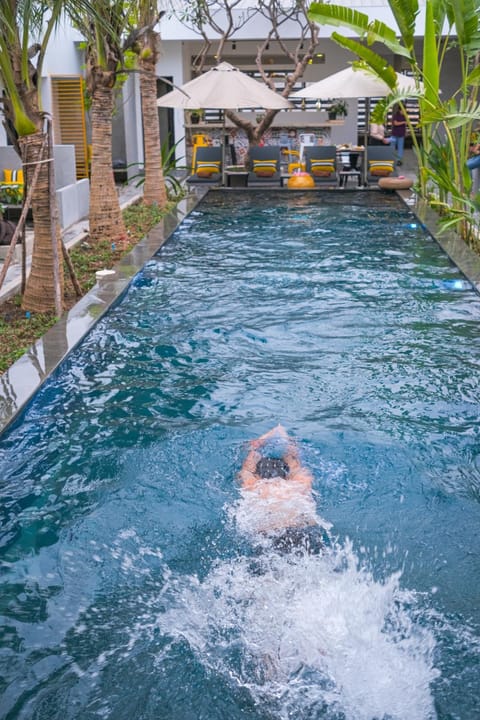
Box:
[378,176,413,191]
[287,172,315,189]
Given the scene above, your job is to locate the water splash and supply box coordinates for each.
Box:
[157,537,438,720]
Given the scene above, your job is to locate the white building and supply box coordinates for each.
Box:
[0,2,461,225]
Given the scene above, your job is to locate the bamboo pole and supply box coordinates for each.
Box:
[47,120,62,317]
[0,137,48,292]
[61,242,82,297]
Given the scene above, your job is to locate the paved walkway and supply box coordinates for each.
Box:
[0,184,142,305]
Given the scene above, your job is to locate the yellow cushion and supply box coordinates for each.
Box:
[310,159,335,177]
[196,160,220,178]
[368,160,394,177]
[3,168,24,184]
[253,159,278,177]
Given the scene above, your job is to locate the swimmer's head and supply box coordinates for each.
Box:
[255,457,289,479]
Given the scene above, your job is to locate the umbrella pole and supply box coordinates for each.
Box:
[363,97,370,187]
[222,113,227,186]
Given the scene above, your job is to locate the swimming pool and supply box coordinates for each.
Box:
[1,190,479,719]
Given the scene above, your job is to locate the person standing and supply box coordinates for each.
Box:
[369,121,391,146]
[390,105,407,165]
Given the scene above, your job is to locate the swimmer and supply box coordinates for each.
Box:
[239,425,327,554]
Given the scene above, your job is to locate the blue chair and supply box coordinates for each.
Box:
[304,146,338,186]
[187,146,222,184]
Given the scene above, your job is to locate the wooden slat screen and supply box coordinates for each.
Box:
[51,75,89,179]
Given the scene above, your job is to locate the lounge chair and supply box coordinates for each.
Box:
[304,146,338,186]
[187,146,222,184]
[365,146,397,185]
[247,146,282,186]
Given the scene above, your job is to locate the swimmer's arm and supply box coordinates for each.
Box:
[289,467,314,489]
[255,424,288,444]
[238,445,262,489]
[284,442,313,489]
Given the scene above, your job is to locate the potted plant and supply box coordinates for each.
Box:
[189,109,204,124]
[327,99,348,120]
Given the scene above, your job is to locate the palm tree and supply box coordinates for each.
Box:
[0,0,68,313]
[131,2,168,208]
[69,1,130,247]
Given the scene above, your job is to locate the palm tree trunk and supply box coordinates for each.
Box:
[139,55,168,208]
[20,132,64,313]
[89,83,127,244]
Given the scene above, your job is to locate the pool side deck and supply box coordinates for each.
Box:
[1,164,480,434]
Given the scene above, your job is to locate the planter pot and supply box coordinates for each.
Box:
[328,112,337,121]
[2,205,33,223]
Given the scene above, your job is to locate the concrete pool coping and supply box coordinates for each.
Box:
[1,187,480,434]
[0,188,209,434]
[410,194,480,292]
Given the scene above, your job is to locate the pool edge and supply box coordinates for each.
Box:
[401,191,480,292]
[0,190,208,435]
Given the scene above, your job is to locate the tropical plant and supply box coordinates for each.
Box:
[0,185,24,206]
[128,137,187,199]
[328,99,348,117]
[190,109,205,122]
[370,98,388,125]
[68,1,131,248]
[308,1,480,244]
[0,0,84,313]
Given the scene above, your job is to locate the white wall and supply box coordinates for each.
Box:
[157,40,190,162]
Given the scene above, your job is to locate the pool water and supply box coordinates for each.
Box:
[1,191,479,719]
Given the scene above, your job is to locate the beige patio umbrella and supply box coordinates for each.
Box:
[292,66,419,101]
[157,62,293,184]
[291,66,420,183]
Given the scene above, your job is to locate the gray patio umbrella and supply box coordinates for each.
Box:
[157,62,293,184]
[291,66,419,183]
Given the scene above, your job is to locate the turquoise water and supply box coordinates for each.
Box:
[1,190,480,719]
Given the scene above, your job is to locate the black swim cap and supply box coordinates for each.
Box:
[255,457,289,479]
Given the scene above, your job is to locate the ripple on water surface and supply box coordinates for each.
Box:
[0,191,480,719]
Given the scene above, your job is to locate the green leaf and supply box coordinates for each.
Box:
[421,108,480,126]
[308,3,411,58]
[430,0,449,36]
[466,63,480,86]
[422,1,440,108]
[387,0,419,53]
[448,0,480,56]
[329,36,399,88]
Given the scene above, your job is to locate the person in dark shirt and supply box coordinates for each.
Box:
[391,105,407,165]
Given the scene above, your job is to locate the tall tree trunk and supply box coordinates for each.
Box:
[89,83,127,244]
[20,132,64,314]
[139,53,167,208]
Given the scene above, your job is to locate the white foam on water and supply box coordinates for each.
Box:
[157,537,439,720]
